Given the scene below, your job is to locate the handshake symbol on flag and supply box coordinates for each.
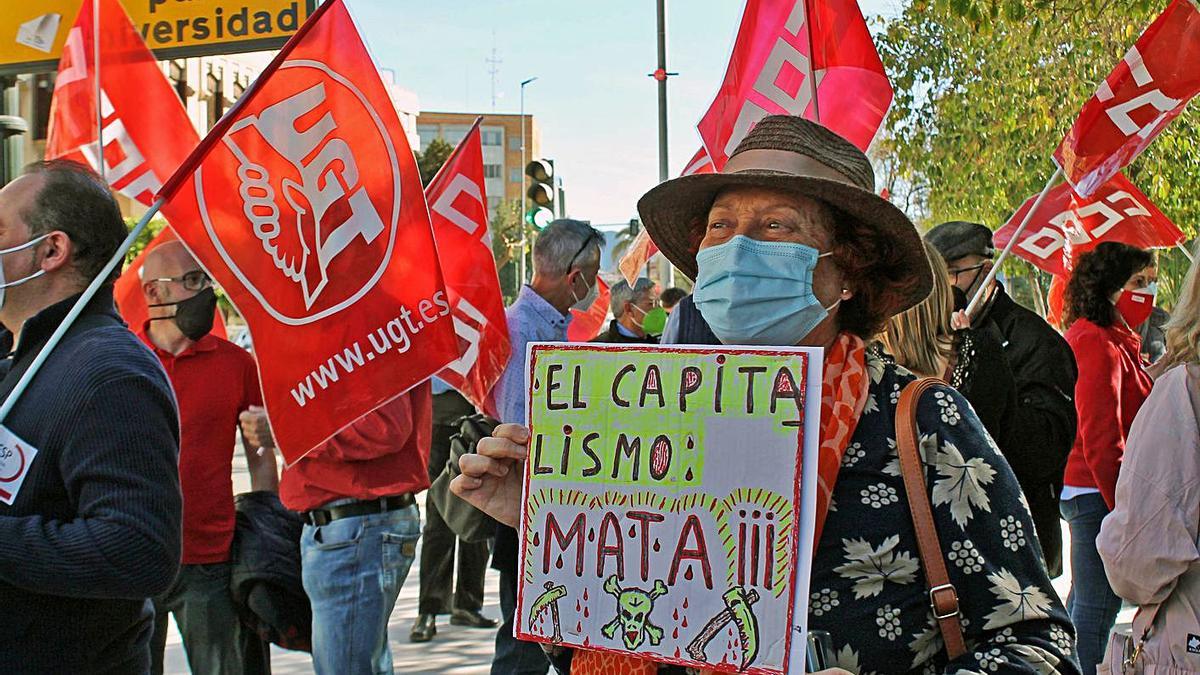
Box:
[223,79,388,311]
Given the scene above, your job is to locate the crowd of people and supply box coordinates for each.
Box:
[1,114,1198,675]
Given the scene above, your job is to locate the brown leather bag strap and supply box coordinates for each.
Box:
[896,377,968,660]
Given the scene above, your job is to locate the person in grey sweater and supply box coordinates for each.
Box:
[0,161,182,673]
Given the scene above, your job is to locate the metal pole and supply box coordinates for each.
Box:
[0,198,163,423]
[655,0,675,287]
[806,3,820,122]
[1177,242,1195,263]
[94,0,104,181]
[965,167,1063,317]
[519,76,536,286]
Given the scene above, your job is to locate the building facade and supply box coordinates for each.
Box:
[416,111,539,217]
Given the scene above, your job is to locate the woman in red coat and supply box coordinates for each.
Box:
[1060,241,1157,674]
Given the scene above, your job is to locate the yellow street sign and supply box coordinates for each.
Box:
[1,0,315,76]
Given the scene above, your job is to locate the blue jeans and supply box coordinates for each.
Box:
[1061,493,1123,675]
[301,504,421,675]
[492,567,550,675]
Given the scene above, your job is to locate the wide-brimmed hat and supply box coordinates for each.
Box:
[637,115,931,319]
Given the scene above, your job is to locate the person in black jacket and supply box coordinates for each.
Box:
[927,220,1078,577]
[592,278,659,344]
[878,243,1017,453]
[0,161,182,672]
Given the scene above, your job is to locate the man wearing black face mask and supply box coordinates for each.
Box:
[139,240,278,675]
[926,221,1078,578]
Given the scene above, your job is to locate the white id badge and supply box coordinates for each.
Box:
[0,425,38,505]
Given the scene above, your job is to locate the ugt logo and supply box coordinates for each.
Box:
[196,59,402,325]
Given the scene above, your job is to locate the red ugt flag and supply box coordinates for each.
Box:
[425,119,511,419]
[1054,0,1200,197]
[994,172,1185,277]
[157,0,458,463]
[44,0,224,336]
[697,0,893,169]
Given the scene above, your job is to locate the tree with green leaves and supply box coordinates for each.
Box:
[414,137,455,186]
[876,0,1199,306]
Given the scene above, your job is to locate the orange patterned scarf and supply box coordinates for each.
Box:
[572,334,869,675]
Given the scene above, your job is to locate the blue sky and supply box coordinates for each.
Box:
[344,0,906,226]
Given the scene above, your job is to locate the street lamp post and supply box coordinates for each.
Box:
[519,76,537,286]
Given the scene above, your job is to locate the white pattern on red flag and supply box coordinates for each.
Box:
[697,0,892,170]
[427,119,511,419]
[155,0,458,463]
[994,172,1185,277]
[1054,0,1200,197]
[44,0,225,337]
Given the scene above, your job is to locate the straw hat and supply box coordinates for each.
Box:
[637,115,932,318]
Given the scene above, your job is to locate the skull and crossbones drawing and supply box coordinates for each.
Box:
[600,574,669,650]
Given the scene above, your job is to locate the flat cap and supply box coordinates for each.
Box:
[924,221,995,261]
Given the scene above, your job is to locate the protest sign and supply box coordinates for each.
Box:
[516,344,822,674]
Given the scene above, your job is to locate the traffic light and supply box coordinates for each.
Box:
[525,159,555,228]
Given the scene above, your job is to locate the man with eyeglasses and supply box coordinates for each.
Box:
[138,240,277,674]
[0,161,181,671]
[926,220,1078,578]
[488,218,603,675]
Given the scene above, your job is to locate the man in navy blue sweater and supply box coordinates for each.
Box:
[0,160,182,672]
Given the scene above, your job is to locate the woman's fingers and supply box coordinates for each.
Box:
[477,434,529,462]
[493,423,531,443]
[458,452,511,478]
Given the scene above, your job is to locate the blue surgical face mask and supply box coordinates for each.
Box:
[692,235,839,346]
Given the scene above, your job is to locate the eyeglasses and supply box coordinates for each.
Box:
[147,270,212,292]
[567,225,604,273]
[948,263,985,282]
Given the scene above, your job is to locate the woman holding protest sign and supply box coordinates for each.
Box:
[454,117,1077,675]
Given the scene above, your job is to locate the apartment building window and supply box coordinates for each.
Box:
[206,72,224,128]
[509,136,521,151]
[169,60,188,102]
[32,73,55,140]
[484,164,502,179]
[481,130,502,146]
[510,168,522,183]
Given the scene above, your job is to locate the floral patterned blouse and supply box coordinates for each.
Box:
[544,351,1079,674]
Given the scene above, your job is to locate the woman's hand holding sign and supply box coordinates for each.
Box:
[451,423,529,528]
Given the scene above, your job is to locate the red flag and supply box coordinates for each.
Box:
[155,0,458,463]
[994,173,1185,277]
[566,276,611,343]
[44,0,225,336]
[618,148,714,284]
[697,0,892,169]
[1054,0,1200,197]
[426,119,511,419]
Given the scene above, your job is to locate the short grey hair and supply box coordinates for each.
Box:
[610,278,654,318]
[532,219,602,278]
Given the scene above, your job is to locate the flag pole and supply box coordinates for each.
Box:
[93,0,104,181]
[806,3,821,122]
[0,198,163,424]
[1177,242,1195,263]
[965,166,1064,318]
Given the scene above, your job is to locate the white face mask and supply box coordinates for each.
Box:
[0,233,50,311]
[569,273,598,312]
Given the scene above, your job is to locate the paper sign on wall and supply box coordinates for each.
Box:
[516,344,822,674]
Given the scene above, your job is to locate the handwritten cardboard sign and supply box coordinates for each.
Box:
[516,344,822,674]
